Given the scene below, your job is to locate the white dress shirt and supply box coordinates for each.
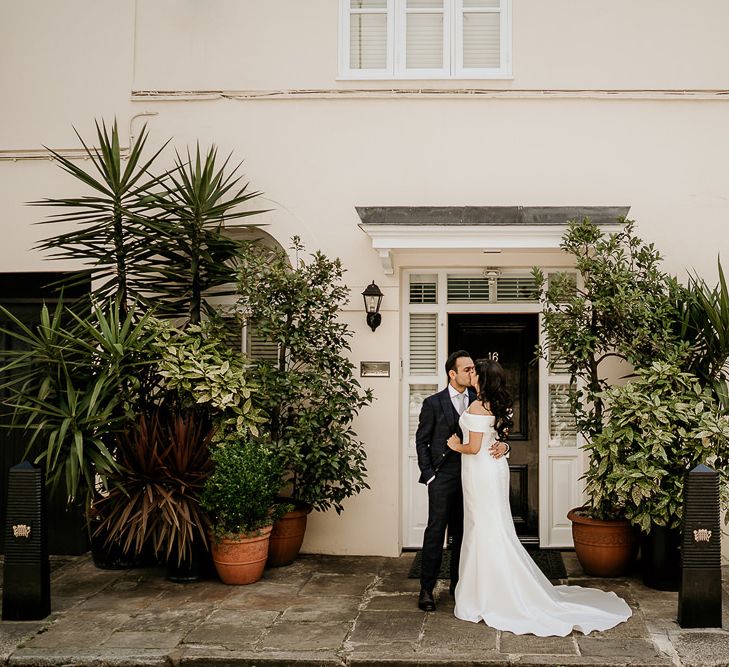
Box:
[448,384,469,415]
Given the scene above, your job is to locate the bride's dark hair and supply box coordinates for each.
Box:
[474,359,513,441]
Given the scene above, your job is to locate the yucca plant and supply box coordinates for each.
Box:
[33,120,169,313]
[93,409,215,567]
[678,260,729,409]
[139,145,267,324]
[0,298,159,502]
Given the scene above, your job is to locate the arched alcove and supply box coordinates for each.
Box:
[212,225,286,359]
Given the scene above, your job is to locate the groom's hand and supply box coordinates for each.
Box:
[489,442,508,459]
[446,434,461,450]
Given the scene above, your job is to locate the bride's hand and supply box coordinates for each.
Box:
[447,435,461,450]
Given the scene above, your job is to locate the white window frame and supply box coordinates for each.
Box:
[339,0,512,80]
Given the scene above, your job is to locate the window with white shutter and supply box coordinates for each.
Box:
[348,0,391,73]
[548,384,577,448]
[409,313,438,374]
[245,323,279,363]
[409,384,438,445]
[447,273,538,304]
[340,0,511,79]
[221,316,244,354]
[409,274,438,304]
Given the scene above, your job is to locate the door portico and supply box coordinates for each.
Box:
[358,206,629,550]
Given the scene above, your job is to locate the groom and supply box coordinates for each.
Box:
[415,350,476,612]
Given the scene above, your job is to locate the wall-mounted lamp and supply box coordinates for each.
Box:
[361,281,384,332]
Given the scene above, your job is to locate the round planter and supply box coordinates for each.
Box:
[166,541,207,583]
[267,504,311,568]
[210,525,273,585]
[567,507,638,577]
[89,526,137,570]
[640,523,681,591]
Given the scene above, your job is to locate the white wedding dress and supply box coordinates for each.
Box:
[454,412,632,636]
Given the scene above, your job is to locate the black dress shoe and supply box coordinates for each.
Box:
[418,588,436,611]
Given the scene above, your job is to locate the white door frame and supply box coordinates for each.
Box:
[400,267,583,549]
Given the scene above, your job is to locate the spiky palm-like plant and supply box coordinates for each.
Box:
[0,298,159,501]
[93,410,215,565]
[679,260,729,408]
[141,145,267,324]
[33,120,169,313]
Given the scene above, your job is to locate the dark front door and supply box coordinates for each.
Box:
[448,313,539,543]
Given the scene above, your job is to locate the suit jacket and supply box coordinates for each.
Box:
[415,386,477,484]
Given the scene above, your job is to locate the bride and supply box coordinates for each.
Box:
[446,358,632,637]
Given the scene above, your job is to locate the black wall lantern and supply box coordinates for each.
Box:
[362,281,383,332]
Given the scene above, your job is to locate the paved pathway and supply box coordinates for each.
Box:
[1,552,728,666]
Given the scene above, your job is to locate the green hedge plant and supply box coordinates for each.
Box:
[201,436,286,539]
[236,236,373,513]
[149,317,266,437]
[585,359,729,532]
[534,217,684,448]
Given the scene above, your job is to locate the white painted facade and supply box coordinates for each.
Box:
[1,1,729,560]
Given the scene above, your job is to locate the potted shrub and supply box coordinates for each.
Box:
[535,218,683,576]
[236,237,373,566]
[201,435,285,584]
[586,359,729,589]
[0,118,268,570]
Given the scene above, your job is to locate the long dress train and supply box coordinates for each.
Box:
[454,412,632,637]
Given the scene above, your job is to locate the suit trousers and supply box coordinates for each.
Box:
[420,468,463,593]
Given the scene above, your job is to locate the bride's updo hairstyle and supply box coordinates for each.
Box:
[474,359,514,442]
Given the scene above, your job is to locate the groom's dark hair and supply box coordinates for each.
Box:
[445,349,471,378]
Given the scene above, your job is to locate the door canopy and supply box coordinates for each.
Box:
[357,206,630,274]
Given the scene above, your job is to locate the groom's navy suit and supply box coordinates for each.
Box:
[416,385,477,594]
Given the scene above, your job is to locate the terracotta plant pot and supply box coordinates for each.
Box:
[567,507,638,577]
[267,504,311,567]
[210,525,273,585]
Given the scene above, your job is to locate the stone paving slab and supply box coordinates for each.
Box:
[180,647,343,667]
[8,647,173,667]
[0,554,728,666]
[500,633,578,655]
[282,596,361,622]
[671,630,729,667]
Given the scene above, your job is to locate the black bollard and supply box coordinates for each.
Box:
[1,461,50,620]
[677,463,721,628]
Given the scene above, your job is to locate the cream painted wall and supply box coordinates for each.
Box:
[2,0,729,558]
[131,0,729,91]
[0,1,136,149]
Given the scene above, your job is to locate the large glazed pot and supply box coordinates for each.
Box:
[267,503,311,568]
[210,525,272,585]
[567,507,638,577]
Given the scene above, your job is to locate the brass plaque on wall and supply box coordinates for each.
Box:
[360,361,390,377]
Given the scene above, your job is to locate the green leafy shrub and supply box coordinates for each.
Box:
[0,298,159,501]
[201,436,284,538]
[534,217,684,445]
[677,260,729,409]
[585,359,729,529]
[149,317,266,437]
[236,236,373,513]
